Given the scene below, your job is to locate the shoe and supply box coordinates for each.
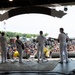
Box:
[59,61,63,64]
[19,62,23,63]
[66,61,69,63]
[19,61,23,63]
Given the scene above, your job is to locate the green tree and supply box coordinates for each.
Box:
[26,34,32,38]
[32,34,37,38]
[44,33,48,36]
[22,34,26,37]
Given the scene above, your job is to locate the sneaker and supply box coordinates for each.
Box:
[19,61,23,63]
[59,61,63,64]
[66,61,69,63]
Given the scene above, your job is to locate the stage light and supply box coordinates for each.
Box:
[9,0,13,2]
[64,7,68,11]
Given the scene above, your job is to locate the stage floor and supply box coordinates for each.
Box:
[0,58,75,75]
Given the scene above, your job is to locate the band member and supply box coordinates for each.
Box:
[36,31,46,63]
[0,32,8,63]
[16,35,24,63]
[58,28,69,63]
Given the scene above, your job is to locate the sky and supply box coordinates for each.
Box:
[0,5,75,38]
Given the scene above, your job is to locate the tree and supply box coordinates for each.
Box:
[22,34,26,37]
[32,34,37,38]
[44,33,48,36]
[26,34,32,38]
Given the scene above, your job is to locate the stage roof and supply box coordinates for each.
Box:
[0,0,75,9]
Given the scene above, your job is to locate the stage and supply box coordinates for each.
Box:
[0,58,75,75]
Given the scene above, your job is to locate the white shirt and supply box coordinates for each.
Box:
[58,33,69,43]
[16,39,23,49]
[0,36,7,46]
[36,35,46,45]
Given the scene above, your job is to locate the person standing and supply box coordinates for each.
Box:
[58,28,69,63]
[16,35,24,63]
[0,32,8,63]
[36,31,47,63]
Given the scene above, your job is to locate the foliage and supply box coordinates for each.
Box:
[44,33,48,36]
[0,31,38,39]
[0,31,48,40]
